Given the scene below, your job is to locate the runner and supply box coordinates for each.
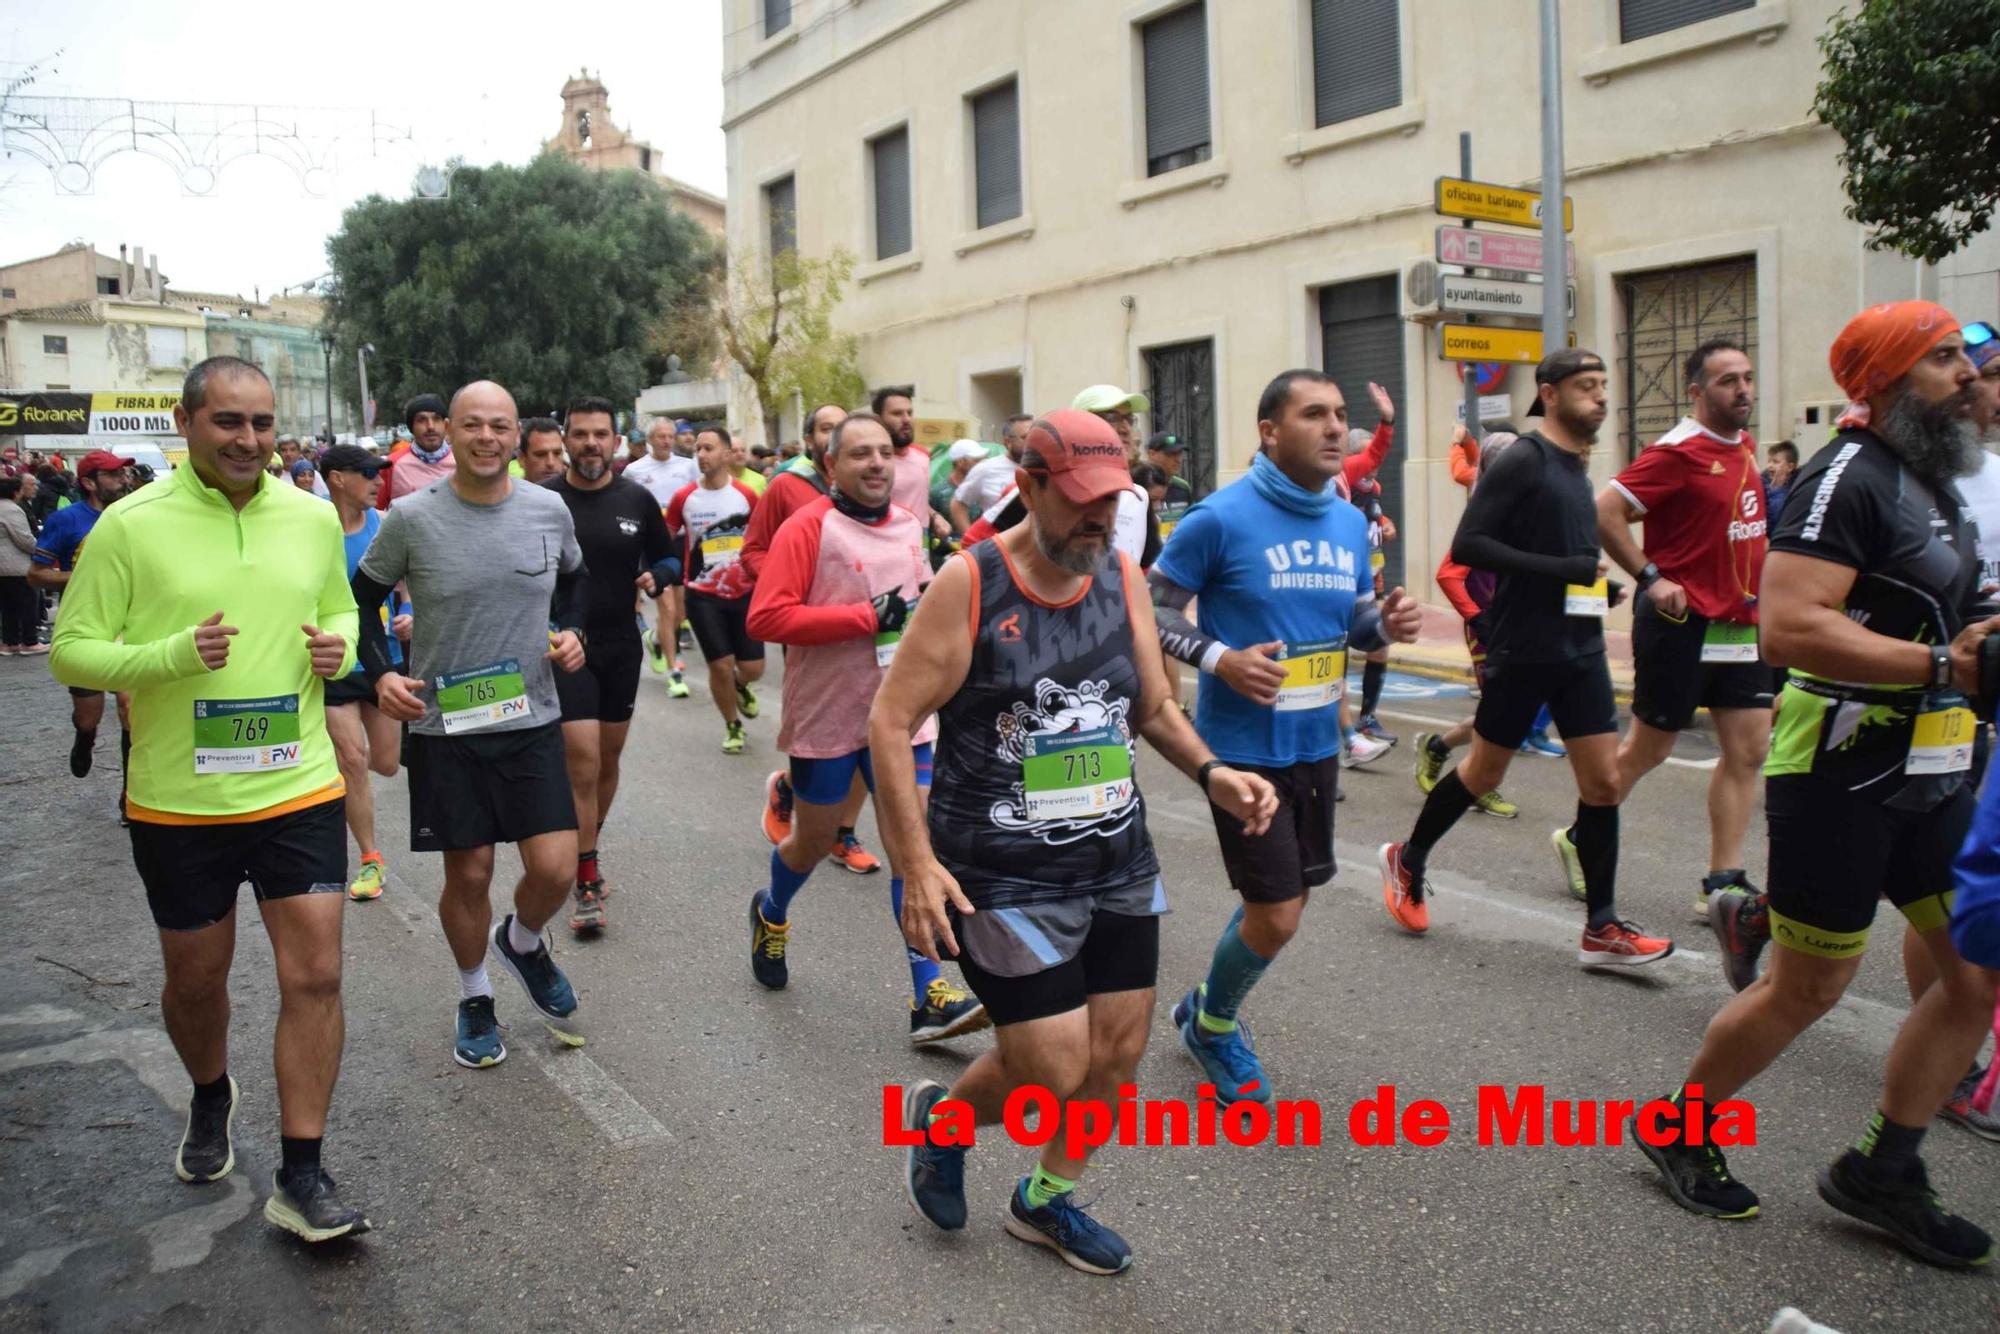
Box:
[874,385,953,544]
[1150,370,1422,1103]
[319,444,408,902]
[1637,302,1999,1268]
[1595,338,1771,921]
[545,397,680,931]
[31,449,137,801]
[666,425,764,754]
[50,355,369,1241]
[949,414,1031,533]
[1348,469,1398,747]
[376,393,454,508]
[884,408,1277,1273]
[1377,349,1673,967]
[517,417,566,485]
[743,411,986,1041]
[622,419,699,699]
[348,379,589,1070]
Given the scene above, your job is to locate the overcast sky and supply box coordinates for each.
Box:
[1,0,727,298]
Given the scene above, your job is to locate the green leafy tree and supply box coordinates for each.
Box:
[1814,0,2000,262]
[323,152,716,423]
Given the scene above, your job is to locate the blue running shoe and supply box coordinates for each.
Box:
[454,996,506,1069]
[902,1080,968,1230]
[1520,729,1567,759]
[488,916,578,1021]
[1003,1179,1133,1275]
[1171,987,1272,1105]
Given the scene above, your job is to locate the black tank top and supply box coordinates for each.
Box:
[928,539,1160,907]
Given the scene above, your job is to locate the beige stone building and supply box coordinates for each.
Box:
[547,72,728,238]
[721,0,2000,602]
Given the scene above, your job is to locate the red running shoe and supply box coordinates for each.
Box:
[1580,919,1673,969]
[1377,842,1429,934]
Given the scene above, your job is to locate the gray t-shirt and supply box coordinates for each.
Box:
[358,477,583,737]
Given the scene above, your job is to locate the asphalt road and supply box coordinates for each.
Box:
[2,651,1997,1334]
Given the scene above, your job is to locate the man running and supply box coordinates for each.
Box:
[884,409,1277,1273]
[518,417,566,485]
[949,414,1031,533]
[667,425,764,754]
[1637,302,1999,1269]
[376,393,454,508]
[320,444,408,902]
[1150,369,1422,1100]
[349,380,589,1070]
[1595,339,1770,922]
[31,450,136,798]
[50,356,369,1241]
[1378,350,1673,967]
[743,411,986,1042]
[874,386,953,544]
[626,418,702,697]
[545,397,680,931]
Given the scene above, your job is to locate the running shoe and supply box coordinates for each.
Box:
[667,671,690,699]
[1818,1149,1994,1269]
[569,882,606,933]
[173,1075,238,1183]
[1941,1067,2000,1142]
[828,831,883,875]
[1474,789,1519,819]
[1377,841,1430,934]
[70,727,95,779]
[1580,919,1673,968]
[910,978,990,1043]
[1710,887,1769,993]
[1520,730,1567,758]
[347,854,385,902]
[1004,1179,1133,1276]
[453,995,506,1068]
[749,890,789,989]
[644,626,668,675]
[264,1168,371,1243]
[1637,1132,1760,1219]
[736,680,760,719]
[1694,869,1758,919]
[723,721,746,754]
[1413,732,1448,794]
[488,916,578,1021]
[1551,827,1587,900]
[1356,715,1398,746]
[1171,987,1272,1105]
[763,770,794,845]
[19,643,47,656]
[1342,731,1392,770]
[903,1080,968,1230]
[678,622,692,653]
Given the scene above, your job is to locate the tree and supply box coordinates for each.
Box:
[322,152,716,423]
[1813,0,2000,262]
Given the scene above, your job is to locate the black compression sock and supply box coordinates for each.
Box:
[1575,801,1620,927]
[1407,771,1478,872]
[280,1135,322,1181]
[837,826,856,841]
[1362,659,1387,716]
[1425,733,1452,761]
[192,1072,231,1106]
[1856,1111,1926,1164]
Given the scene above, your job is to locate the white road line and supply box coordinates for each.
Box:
[1371,707,1720,768]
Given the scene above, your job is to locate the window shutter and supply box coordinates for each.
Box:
[1311,0,1401,128]
[764,0,791,37]
[766,175,796,256]
[872,128,912,259]
[1319,276,1407,593]
[972,81,1022,229]
[1142,3,1210,176]
[1619,0,1753,43]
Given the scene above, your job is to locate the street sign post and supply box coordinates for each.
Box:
[1435,225,1573,276]
[1439,274,1575,320]
[1435,177,1573,231]
[1455,395,1514,424]
[1440,324,1546,363]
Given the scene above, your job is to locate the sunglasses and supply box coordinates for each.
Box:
[1965,321,1996,349]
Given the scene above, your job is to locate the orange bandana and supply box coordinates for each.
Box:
[1829,301,1960,427]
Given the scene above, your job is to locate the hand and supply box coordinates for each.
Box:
[1207,766,1279,837]
[1378,516,1398,543]
[1645,577,1688,617]
[391,613,413,642]
[547,630,586,673]
[301,623,347,678]
[900,859,974,963]
[1451,423,1472,449]
[1607,579,1628,610]
[193,610,238,671]
[1380,587,1423,645]
[375,672,427,721]
[872,590,911,635]
[635,571,658,598]
[1367,382,1395,426]
[1948,615,2000,695]
[1467,612,1491,643]
[1216,641,1286,706]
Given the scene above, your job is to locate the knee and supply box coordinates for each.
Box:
[1040,1049,1093,1098]
[1726,735,1770,774]
[1248,902,1303,951]
[1092,1027,1148,1084]
[278,953,344,1005]
[1575,776,1621,807]
[369,753,400,779]
[1765,964,1850,1023]
[163,959,230,1005]
[331,735,366,777]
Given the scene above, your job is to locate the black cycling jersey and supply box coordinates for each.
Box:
[542,475,678,643]
[1450,431,1603,665]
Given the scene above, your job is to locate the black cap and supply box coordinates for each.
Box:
[1146,431,1184,454]
[1525,347,1607,417]
[319,444,385,476]
[403,392,447,429]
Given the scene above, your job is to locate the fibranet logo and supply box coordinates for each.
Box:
[0,402,14,428]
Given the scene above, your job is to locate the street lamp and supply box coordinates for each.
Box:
[357,343,376,443]
[318,333,336,445]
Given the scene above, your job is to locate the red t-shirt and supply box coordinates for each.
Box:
[1610,417,1766,624]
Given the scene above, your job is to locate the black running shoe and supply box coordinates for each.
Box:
[173,1075,238,1183]
[69,728,95,779]
[1818,1149,1993,1269]
[264,1168,372,1243]
[749,890,789,990]
[1636,1133,1760,1219]
[1711,887,1769,993]
[902,1080,968,1230]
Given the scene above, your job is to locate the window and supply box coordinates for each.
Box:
[870,127,913,260]
[147,325,188,368]
[1144,339,1217,497]
[971,80,1022,229]
[765,0,791,37]
[1,287,15,299]
[97,275,121,295]
[42,335,67,356]
[1310,0,1401,127]
[1621,0,1753,43]
[1141,3,1211,177]
[1320,276,1407,592]
[765,174,797,257]
[1618,256,1757,458]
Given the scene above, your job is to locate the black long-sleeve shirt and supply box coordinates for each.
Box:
[1450,431,1603,664]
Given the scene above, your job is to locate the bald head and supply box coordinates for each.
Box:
[448,379,518,421]
[446,380,521,482]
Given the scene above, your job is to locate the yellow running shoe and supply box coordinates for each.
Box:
[348,854,385,901]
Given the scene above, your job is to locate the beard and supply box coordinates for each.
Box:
[1554,404,1603,444]
[1875,386,1982,481]
[1034,520,1108,575]
[573,453,609,482]
[890,425,914,450]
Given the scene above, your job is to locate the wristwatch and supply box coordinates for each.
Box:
[1196,760,1225,794]
[1931,643,1953,689]
[1636,562,1661,591]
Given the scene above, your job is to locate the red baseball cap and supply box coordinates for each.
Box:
[77,449,138,479]
[1022,410,1132,504]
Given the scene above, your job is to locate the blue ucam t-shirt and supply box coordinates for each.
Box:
[342,508,402,674]
[1154,476,1372,768]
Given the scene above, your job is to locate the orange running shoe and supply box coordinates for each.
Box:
[1580,920,1673,968]
[763,770,794,845]
[1377,841,1429,934]
[828,831,882,875]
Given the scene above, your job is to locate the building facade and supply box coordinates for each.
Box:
[720,0,2000,602]
[547,72,729,238]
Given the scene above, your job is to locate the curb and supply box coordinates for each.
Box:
[1386,649,1637,706]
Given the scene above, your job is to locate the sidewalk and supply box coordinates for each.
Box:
[1387,601,1636,699]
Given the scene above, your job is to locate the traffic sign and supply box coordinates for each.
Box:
[1435,225,1573,276]
[1455,395,1514,424]
[1435,177,1573,232]
[1439,274,1575,320]
[1440,324,1545,363]
[1456,361,1508,394]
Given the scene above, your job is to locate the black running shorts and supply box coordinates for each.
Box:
[952,908,1159,1027]
[1629,600,1772,732]
[685,590,764,664]
[405,721,576,852]
[129,797,347,931]
[1474,652,1617,749]
[323,674,376,708]
[555,635,644,725]
[1209,757,1337,902]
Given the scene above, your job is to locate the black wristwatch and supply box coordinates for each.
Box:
[1196,760,1225,794]
[1931,642,1953,690]
[1636,562,1661,591]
